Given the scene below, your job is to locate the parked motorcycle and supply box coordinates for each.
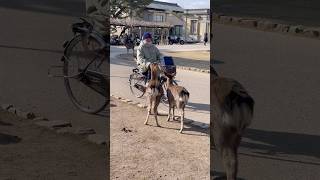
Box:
[168,36,185,45]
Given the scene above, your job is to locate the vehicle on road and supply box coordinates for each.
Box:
[168,36,185,45]
[49,17,107,114]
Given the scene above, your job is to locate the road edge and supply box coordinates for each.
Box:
[0,103,107,146]
[213,13,320,39]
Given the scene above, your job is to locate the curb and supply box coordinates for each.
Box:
[176,66,210,74]
[0,103,106,145]
[110,94,209,130]
[213,13,320,39]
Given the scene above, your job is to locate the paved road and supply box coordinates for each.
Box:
[0,2,108,136]
[110,45,210,125]
[212,24,320,179]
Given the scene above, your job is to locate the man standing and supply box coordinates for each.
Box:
[204,33,208,46]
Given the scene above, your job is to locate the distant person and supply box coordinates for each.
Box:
[204,33,208,46]
[136,32,161,83]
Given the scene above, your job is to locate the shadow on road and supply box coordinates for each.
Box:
[0,0,85,17]
[0,133,21,145]
[241,128,320,165]
[187,102,210,113]
[211,170,246,180]
[163,118,209,136]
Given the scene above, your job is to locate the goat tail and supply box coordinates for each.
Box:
[179,88,190,103]
[222,96,254,134]
[151,88,159,96]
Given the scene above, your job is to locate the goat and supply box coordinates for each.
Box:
[211,66,254,180]
[165,75,190,133]
[144,63,163,126]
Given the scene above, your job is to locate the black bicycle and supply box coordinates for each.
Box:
[49,17,107,114]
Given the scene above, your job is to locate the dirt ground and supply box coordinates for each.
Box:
[110,98,210,180]
[0,109,107,180]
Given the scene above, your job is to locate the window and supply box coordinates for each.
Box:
[154,15,164,22]
[190,20,198,35]
[175,25,183,36]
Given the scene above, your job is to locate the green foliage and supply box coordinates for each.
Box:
[110,0,153,19]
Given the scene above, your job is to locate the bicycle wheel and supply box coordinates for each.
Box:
[63,34,107,114]
[129,72,146,98]
[161,79,178,106]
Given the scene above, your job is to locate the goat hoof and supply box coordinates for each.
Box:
[179,130,183,133]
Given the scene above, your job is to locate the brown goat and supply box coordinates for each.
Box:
[211,66,254,180]
[144,63,163,126]
[166,76,190,133]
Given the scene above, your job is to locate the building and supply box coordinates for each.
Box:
[184,9,210,42]
[111,1,210,43]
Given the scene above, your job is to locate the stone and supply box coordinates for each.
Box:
[274,24,290,33]
[87,134,106,145]
[288,25,304,34]
[240,19,258,28]
[35,120,72,129]
[7,107,16,114]
[1,104,13,110]
[257,21,277,31]
[303,29,320,38]
[15,109,35,119]
[32,117,49,121]
[137,104,147,108]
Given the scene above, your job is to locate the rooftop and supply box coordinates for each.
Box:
[147,1,184,12]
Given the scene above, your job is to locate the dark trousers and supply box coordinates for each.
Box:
[142,69,151,84]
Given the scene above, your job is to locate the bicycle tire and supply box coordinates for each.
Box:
[63,34,107,114]
[129,72,145,98]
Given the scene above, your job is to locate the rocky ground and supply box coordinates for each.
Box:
[0,108,107,180]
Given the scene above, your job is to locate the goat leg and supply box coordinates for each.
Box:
[179,110,184,133]
[154,106,160,127]
[144,97,152,125]
[167,106,171,121]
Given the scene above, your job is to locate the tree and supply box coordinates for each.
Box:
[110,0,153,19]
[110,0,153,35]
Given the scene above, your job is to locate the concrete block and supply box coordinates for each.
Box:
[1,104,13,110]
[240,19,258,28]
[35,120,72,129]
[15,109,35,119]
[257,21,277,31]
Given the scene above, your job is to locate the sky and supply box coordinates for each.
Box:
[157,0,210,9]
